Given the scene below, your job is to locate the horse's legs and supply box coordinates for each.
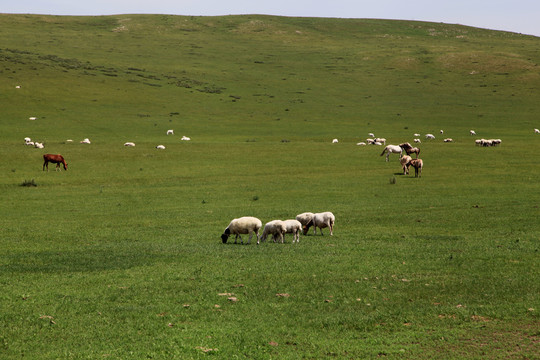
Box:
[43,160,48,171]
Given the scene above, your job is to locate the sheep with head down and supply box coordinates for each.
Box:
[283,219,302,243]
[221,216,262,245]
[296,212,314,235]
[260,220,287,244]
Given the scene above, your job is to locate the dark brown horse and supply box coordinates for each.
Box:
[399,142,421,158]
[43,154,68,171]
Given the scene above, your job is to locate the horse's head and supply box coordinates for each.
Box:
[64,162,68,170]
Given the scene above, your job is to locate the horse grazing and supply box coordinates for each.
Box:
[400,155,412,175]
[399,142,420,158]
[380,145,402,162]
[43,154,67,171]
[406,158,423,177]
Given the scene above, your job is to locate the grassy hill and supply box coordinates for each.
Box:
[0,14,539,359]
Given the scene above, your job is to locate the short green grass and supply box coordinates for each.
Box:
[0,14,539,359]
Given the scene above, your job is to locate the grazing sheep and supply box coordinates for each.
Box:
[34,142,44,149]
[221,216,262,245]
[296,212,315,235]
[368,132,375,138]
[312,212,335,236]
[406,158,423,177]
[535,128,540,134]
[29,117,37,121]
[356,142,366,146]
[25,141,35,146]
[366,138,375,145]
[440,130,444,134]
[80,138,91,144]
[413,138,421,143]
[181,136,191,141]
[167,129,174,135]
[444,138,453,142]
[332,138,338,143]
[375,138,386,145]
[124,142,136,147]
[283,219,302,243]
[156,145,166,150]
[24,137,32,142]
[400,155,412,175]
[425,134,435,140]
[470,130,476,135]
[414,133,421,137]
[261,220,287,243]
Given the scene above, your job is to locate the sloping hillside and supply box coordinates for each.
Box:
[2,14,540,142]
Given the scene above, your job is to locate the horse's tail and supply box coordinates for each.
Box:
[380,147,387,156]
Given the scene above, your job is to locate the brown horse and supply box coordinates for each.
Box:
[406,158,423,177]
[43,154,68,171]
[399,142,420,158]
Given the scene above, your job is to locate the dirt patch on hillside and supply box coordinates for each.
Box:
[438,51,536,74]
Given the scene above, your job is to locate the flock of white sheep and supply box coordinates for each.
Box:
[221,212,335,245]
[24,126,191,151]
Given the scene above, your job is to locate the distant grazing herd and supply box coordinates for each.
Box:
[20,113,538,246]
[221,212,335,245]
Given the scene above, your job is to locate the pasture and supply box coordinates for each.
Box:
[0,14,539,358]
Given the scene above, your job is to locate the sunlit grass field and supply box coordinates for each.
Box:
[0,14,539,358]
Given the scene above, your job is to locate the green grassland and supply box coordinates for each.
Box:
[0,14,539,358]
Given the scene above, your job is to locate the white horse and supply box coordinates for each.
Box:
[380,145,402,162]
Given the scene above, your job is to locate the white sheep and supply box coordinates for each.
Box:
[34,142,44,149]
[368,132,375,138]
[470,130,476,135]
[167,129,174,135]
[29,117,37,121]
[535,128,540,134]
[425,134,435,140]
[260,220,287,244]
[24,137,32,142]
[283,219,302,243]
[80,138,91,144]
[413,138,421,143]
[375,138,386,145]
[444,138,453,142]
[414,133,421,137]
[296,212,314,235]
[156,145,166,150]
[440,130,444,134]
[312,212,335,236]
[221,216,262,245]
[181,136,191,141]
[332,138,338,143]
[124,142,136,147]
[356,142,366,146]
